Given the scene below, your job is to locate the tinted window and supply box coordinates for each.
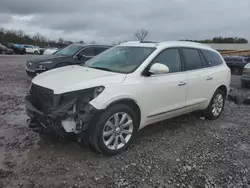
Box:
[79,47,95,56]
[95,47,109,55]
[201,49,223,66]
[55,44,83,56]
[151,49,182,73]
[182,48,203,71]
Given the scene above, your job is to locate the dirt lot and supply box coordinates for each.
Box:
[0,55,250,188]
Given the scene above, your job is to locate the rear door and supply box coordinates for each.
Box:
[200,48,228,97]
[76,47,95,64]
[181,48,212,109]
[95,46,109,56]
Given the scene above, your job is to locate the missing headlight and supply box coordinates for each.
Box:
[93,86,105,98]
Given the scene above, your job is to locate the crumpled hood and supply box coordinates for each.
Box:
[27,54,70,63]
[32,65,126,94]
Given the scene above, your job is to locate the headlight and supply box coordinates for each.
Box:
[59,86,105,106]
[41,61,52,64]
[93,86,105,98]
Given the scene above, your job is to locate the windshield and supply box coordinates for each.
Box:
[84,46,155,73]
[55,44,83,56]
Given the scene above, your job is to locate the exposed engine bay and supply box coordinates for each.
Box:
[25,83,103,138]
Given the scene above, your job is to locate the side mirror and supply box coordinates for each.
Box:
[75,54,86,60]
[149,63,169,75]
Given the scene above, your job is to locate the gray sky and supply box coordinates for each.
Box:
[0,0,250,44]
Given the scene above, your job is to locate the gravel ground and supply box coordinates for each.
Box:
[0,55,250,188]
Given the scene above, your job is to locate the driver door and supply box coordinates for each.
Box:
[141,48,188,125]
[75,47,95,64]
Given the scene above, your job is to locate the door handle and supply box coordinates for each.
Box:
[206,76,213,81]
[178,81,186,86]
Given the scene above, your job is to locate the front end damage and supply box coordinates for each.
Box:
[25,84,103,139]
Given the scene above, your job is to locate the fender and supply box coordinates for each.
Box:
[90,93,139,110]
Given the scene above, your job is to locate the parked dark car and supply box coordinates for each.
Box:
[0,44,14,54]
[223,56,250,75]
[3,43,25,54]
[241,63,250,88]
[25,44,112,78]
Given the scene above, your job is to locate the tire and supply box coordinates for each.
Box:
[231,67,242,75]
[34,51,39,55]
[204,89,226,120]
[241,81,249,89]
[88,104,139,155]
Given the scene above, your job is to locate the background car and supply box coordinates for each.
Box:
[25,43,112,78]
[241,63,250,88]
[223,56,250,75]
[23,45,40,54]
[43,48,59,55]
[0,44,14,54]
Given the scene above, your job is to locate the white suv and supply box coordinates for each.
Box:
[25,41,231,155]
[23,45,40,54]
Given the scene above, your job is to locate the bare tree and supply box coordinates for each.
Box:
[135,29,148,41]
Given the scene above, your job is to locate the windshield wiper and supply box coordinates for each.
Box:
[89,67,112,72]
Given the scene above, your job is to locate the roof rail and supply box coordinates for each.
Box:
[159,41,212,48]
[140,40,159,43]
[121,41,140,44]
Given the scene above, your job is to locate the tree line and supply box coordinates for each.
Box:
[0,27,248,49]
[180,37,248,44]
[0,28,74,48]
[134,29,248,44]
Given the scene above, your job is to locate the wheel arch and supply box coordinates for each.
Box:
[217,85,228,96]
[106,98,141,126]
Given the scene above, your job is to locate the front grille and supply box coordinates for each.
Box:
[30,84,54,114]
[243,70,250,76]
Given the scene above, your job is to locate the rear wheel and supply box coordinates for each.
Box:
[89,104,139,155]
[204,89,225,120]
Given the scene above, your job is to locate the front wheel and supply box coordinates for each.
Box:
[89,104,139,155]
[204,89,226,120]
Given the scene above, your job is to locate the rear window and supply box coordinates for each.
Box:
[201,49,223,66]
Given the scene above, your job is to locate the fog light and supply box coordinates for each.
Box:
[37,65,46,70]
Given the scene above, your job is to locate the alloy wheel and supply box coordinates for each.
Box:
[212,93,224,116]
[102,112,133,150]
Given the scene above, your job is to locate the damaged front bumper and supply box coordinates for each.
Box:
[25,95,98,136]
